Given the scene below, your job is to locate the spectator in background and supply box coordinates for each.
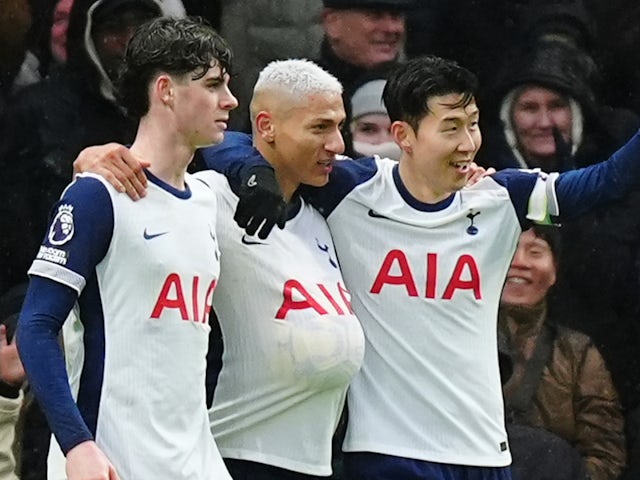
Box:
[0,285,27,480]
[0,0,33,95]
[505,423,589,480]
[0,0,163,294]
[318,0,412,98]
[477,39,637,172]
[49,0,73,64]
[406,0,597,112]
[499,226,627,480]
[346,72,399,160]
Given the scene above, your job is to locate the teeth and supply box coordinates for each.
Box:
[507,277,527,284]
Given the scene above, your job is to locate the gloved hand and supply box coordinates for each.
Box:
[552,126,575,172]
[234,165,288,239]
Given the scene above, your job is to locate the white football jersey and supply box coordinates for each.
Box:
[196,171,365,476]
[29,172,230,480]
[312,157,559,467]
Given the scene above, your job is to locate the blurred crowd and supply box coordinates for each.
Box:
[0,0,639,478]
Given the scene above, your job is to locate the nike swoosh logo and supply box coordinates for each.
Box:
[143,228,169,240]
[368,209,389,219]
[241,234,268,246]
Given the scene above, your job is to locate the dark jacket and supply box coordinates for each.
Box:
[499,302,627,480]
[0,0,162,292]
[507,423,589,480]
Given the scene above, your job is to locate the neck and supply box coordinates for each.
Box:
[397,157,452,204]
[131,116,195,190]
[499,300,547,339]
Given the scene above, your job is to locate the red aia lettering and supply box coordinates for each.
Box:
[370,249,419,296]
[151,274,217,322]
[442,254,481,300]
[276,280,353,320]
[371,251,481,299]
[276,280,328,319]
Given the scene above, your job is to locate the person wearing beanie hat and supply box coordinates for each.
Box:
[348,77,401,160]
[317,0,412,97]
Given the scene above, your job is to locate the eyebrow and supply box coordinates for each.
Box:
[441,111,478,123]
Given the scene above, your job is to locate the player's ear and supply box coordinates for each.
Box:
[391,121,414,155]
[255,111,276,143]
[155,74,174,107]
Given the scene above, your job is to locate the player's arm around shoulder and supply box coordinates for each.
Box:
[73,143,150,201]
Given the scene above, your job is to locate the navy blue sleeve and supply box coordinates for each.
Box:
[30,176,113,288]
[554,130,640,218]
[199,131,258,195]
[17,277,92,454]
[200,131,379,217]
[16,176,113,454]
[299,158,379,217]
[485,168,540,228]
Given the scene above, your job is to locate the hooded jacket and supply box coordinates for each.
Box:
[477,39,640,172]
[0,0,163,292]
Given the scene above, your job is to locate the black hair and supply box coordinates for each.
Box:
[529,224,562,267]
[117,16,233,119]
[383,55,478,131]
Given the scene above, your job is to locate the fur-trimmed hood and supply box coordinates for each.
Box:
[65,0,164,103]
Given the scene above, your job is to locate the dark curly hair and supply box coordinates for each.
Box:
[116,16,233,118]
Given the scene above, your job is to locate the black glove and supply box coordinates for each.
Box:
[234,165,287,239]
[552,126,575,172]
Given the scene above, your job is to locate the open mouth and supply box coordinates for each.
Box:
[506,276,529,285]
[450,161,471,173]
[318,159,333,173]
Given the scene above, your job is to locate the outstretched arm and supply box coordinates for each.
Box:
[554,130,640,218]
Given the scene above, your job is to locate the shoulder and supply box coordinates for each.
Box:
[554,326,593,351]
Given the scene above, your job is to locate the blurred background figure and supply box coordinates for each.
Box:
[319,0,412,91]
[346,71,399,160]
[0,0,164,293]
[0,0,33,96]
[49,0,73,64]
[220,0,324,131]
[477,38,638,172]
[0,285,27,480]
[499,226,627,480]
[404,0,598,115]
